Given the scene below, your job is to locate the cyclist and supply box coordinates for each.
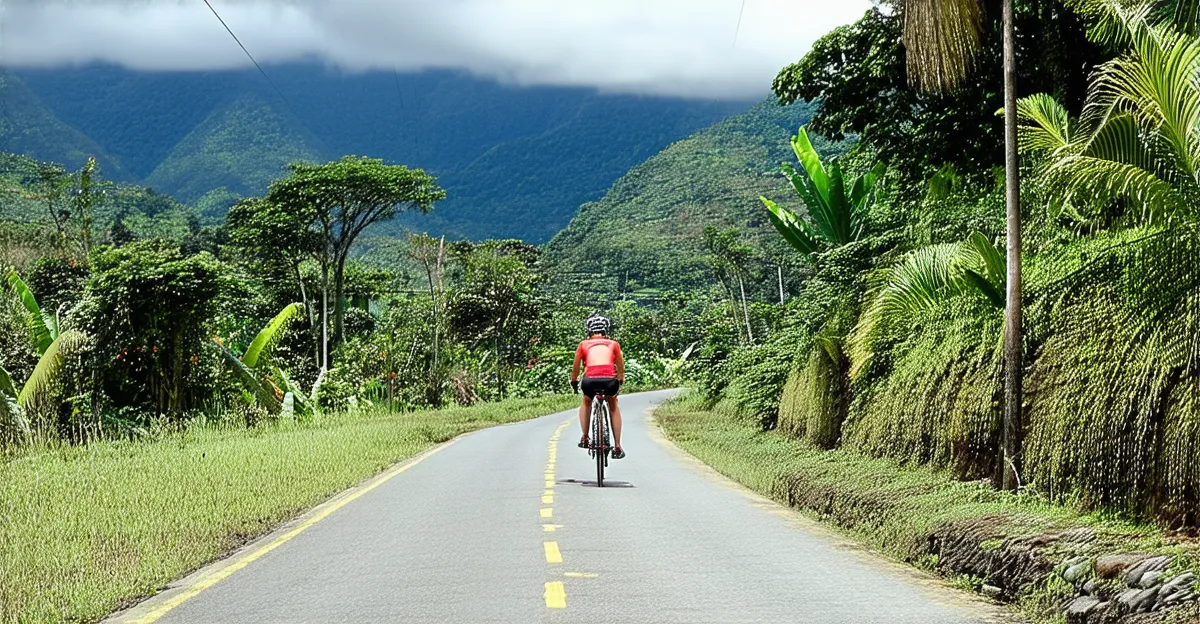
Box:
[570,315,626,459]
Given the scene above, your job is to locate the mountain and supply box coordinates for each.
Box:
[543,99,841,300]
[144,95,323,217]
[14,65,749,241]
[0,72,125,178]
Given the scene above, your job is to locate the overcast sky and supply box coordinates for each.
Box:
[0,1,872,100]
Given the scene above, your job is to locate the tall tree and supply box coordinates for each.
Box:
[266,157,445,361]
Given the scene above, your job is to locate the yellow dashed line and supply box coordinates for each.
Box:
[564,572,598,578]
[544,582,566,608]
[541,507,553,518]
[544,541,563,563]
[542,494,554,504]
[542,524,563,532]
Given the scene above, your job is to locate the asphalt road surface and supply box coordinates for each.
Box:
[117,390,1010,624]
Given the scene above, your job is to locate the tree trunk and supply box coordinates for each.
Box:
[333,255,347,349]
[738,274,754,343]
[777,265,785,304]
[1001,0,1024,491]
[321,258,329,371]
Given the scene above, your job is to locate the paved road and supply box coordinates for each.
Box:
[123,390,1009,623]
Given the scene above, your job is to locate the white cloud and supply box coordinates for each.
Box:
[0,0,872,99]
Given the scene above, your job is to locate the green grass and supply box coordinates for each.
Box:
[655,392,1200,622]
[0,395,576,624]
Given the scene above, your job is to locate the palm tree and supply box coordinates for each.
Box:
[1017,6,1200,226]
[760,126,885,260]
[899,0,1024,489]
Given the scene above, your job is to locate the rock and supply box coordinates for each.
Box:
[1083,579,1100,595]
[981,584,1003,599]
[1133,587,1160,613]
[1124,555,1171,587]
[1066,595,1102,620]
[1095,554,1146,579]
[1064,562,1092,584]
[1140,570,1165,588]
[1117,588,1143,608]
[1163,572,1196,592]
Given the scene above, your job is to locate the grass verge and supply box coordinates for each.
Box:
[1,395,576,624]
[656,392,1200,623]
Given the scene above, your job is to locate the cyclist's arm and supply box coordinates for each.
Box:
[570,343,584,382]
[614,342,625,383]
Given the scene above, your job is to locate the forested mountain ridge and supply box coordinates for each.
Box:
[144,95,324,218]
[0,72,126,179]
[7,65,749,241]
[543,98,836,300]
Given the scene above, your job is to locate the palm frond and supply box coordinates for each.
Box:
[847,244,975,378]
[0,364,28,442]
[17,330,87,409]
[1066,0,1152,48]
[6,269,57,354]
[1016,94,1074,153]
[242,303,304,369]
[968,231,1006,287]
[212,339,282,413]
[903,0,983,92]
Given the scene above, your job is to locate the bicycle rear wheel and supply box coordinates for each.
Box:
[593,397,607,487]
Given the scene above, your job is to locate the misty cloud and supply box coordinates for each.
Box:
[0,0,871,99]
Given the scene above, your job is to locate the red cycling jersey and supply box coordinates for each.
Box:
[576,337,622,379]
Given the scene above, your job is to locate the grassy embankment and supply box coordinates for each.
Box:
[1,395,576,624]
[656,392,1200,623]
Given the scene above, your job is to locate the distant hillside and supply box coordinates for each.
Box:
[0,72,125,178]
[144,95,323,216]
[15,65,748,241]
[543,99,839,300]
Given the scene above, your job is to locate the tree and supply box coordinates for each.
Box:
[760,126,884,262]
[226,197,322,362]
[265,157,445,362]
[771,5,1101,181]
[446,240,544,397]
[82,241,225,417]
[1017,6,1200,227]
[702,226,757,344]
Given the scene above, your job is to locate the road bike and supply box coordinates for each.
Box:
[588,394,613,487]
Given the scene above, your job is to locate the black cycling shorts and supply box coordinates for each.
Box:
[581,377,620,399]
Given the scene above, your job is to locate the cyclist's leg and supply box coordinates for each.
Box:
[578,395,591,441]
[606,395,622,448]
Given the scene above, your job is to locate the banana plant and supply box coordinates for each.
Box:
[2,269,88,441]
[760,126,885,260]
[214,302,323,416]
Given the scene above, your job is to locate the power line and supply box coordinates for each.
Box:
[201,0,289,106]
[733,0,747,48]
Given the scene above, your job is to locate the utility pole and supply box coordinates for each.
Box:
[1001,0,1023,491]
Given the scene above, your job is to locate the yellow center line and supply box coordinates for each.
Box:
[544,541,563,563]
[542,524,563,532]
[541,507,553,518]
[542,494,553,504]
[544,582,566,608]
[564,572,598,578]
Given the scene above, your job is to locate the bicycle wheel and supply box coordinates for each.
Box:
[593,397,607,487]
